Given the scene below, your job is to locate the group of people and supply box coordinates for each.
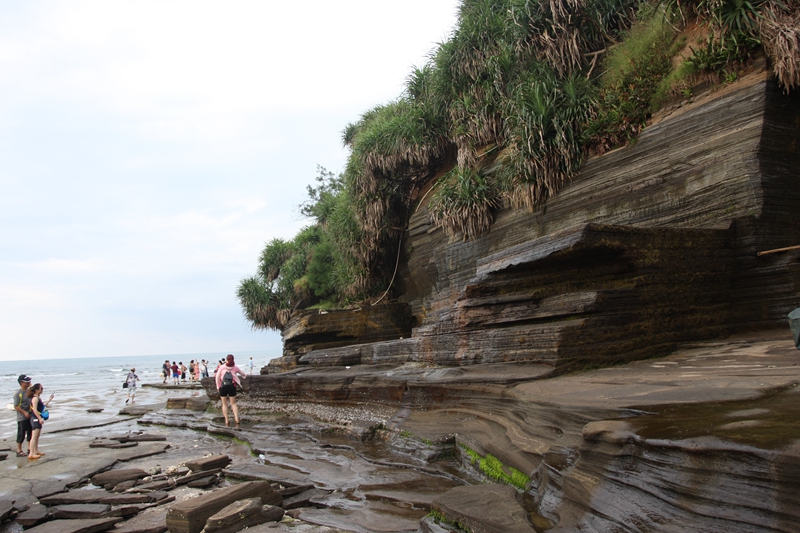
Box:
[160,360,211,384]
[13,374,54,460]
[122,354,256,429]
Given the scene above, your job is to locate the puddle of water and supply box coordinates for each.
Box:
[627,383,800,449]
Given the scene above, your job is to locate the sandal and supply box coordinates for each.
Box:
[16,451,27,457]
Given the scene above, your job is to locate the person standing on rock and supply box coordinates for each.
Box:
[248,357,254,375]
[201,359,209,379]
[125,368,139,404]
[171,361,179,385]
[13,374,32,457]
[27,383,53,460]
[162,360,170,383]
[180,362,187,383]
[215,354,247,426]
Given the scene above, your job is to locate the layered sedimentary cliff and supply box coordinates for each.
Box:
[232,71,800,532]
[282,71,800,371]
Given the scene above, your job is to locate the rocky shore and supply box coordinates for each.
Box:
[2,329,798,533]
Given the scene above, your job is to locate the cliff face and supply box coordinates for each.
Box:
[243,71,800,533]
[281,72,800,370]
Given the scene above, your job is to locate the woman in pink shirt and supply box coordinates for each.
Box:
[214,354,247,426]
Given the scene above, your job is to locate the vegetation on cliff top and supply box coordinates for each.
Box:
[239,0,799,331]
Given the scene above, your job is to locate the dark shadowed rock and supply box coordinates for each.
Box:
[432,484,536,533]
[203,498,284,533]
[165,481,280,533]
[24,516,121,533]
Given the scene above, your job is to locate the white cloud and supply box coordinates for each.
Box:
[0,0,459,360]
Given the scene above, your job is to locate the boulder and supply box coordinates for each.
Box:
[203,498,284,533]
[183,455,230,472]
[165,481,280,533]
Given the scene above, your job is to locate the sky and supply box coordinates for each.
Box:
[0,1,459,361]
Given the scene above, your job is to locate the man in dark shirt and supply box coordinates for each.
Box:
[13,374,32,457]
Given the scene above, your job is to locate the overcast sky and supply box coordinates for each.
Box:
[0,1,459,361]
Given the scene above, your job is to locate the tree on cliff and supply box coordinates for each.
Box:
[239,0,799,330]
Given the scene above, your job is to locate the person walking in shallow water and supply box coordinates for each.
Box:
[125,368,139,404]
[215,354,247,426]
[13,374,32,457]
[27,383,53,460]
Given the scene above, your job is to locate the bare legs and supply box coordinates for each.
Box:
[220,397,240,426]
[29,427,41,459]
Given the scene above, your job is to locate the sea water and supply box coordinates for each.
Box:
[0,350,276,439]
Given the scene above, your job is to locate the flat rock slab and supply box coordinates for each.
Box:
[92,468,149,488]
[0,499,13,521]
[165,397,209,411]
[16,503,49,526]
[115,435,168,443]
[112,510,168,533]
[100,492,169,505]
[118,403,166,416]
[431,484,536,533]
[166,480,281,533]
[204,498,284,533]
[90,441,139,449]
[41,490,113,506]
[183,455,230,472]
[52,503,112,519]
[25,517,122,533]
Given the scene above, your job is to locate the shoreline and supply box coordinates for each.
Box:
[2,330,799,532]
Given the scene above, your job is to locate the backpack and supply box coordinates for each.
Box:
[222,370,233,386]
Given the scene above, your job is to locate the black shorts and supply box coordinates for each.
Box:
[32,418,43,430]
[17,419,32,443]
[218,384,237,397]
